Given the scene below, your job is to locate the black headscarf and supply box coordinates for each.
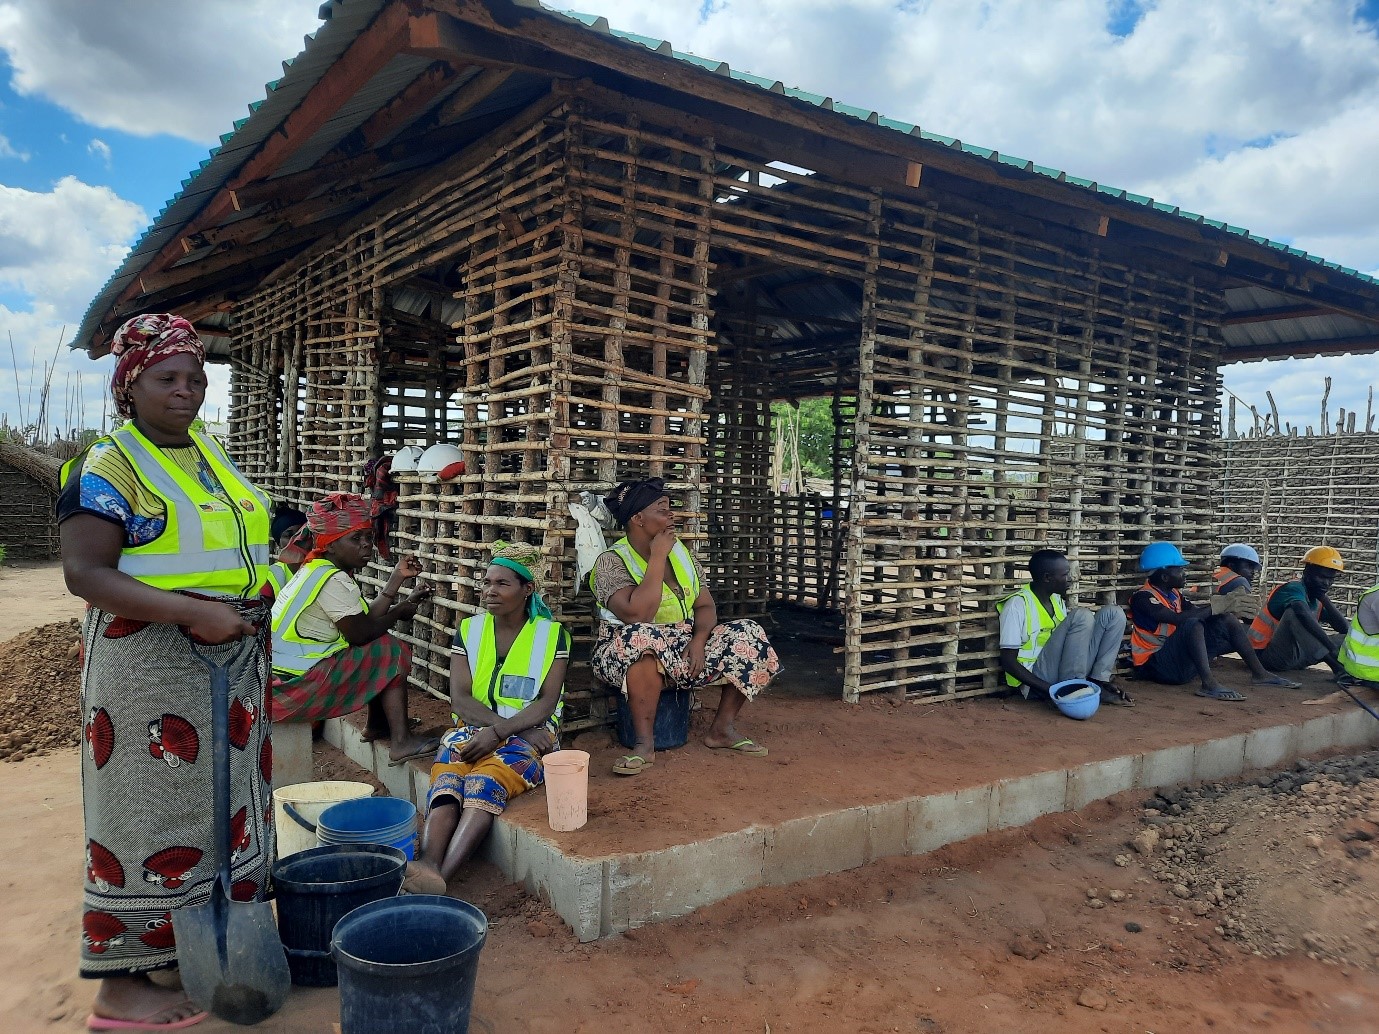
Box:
[270,504,308,544]
[604,477,670,528]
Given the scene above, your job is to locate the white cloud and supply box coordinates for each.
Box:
[0,0,324,143]
[0,176,144,315]
[87,137,111,167]
[0,131,28,160]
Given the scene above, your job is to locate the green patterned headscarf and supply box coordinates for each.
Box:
[489,540,553,620]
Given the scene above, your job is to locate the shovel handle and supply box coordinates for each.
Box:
[1340,683,1379,723]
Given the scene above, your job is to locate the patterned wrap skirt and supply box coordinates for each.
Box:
[591,618,781,699]
[427,726,545,816]
[79,598,274,977]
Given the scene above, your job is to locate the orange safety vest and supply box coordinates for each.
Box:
[1247,583,1322,650]
[1130,582,1182,666]
[1212,566,1244,592]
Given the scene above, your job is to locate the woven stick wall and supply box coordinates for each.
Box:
[1216,427,1379,608]
[222,82,1225,720]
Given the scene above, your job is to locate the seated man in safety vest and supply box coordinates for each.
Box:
[1248,546,1350,677]
[1130,541,1299,701]
[997,549,1132,705]
[1209,543,1263,596]
[1339,582,1379,688]
[271,492,440,765]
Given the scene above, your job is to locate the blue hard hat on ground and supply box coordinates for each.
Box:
[1139,541,1188,572]
[1050,679,1101,720]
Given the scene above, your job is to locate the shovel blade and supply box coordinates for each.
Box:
[173,889,290,1026]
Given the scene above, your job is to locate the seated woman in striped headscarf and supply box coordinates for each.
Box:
[269,492,439,764]
[403,541,568,895]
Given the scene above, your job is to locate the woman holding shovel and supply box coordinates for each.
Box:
[59,314,273,1030]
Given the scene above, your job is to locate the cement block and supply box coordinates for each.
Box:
[322,718,344,749]
[372,744,414,800]
[410,765,432,809]
[994,770,1069,830]
[603,827,766,935]
[1066,755,1140,811]
[764,807,869,886]
[1244,725,1297,772]
[339,725,375,771]
[865,798,912,862]
[1194,733,1247,784]
[270,721,313,789]
[1334,707,1378,749]
[483,818,518,875]
[908,784,993,856]
[508,825,603,941]
[1297,714,1338,756]
[1139,744,1195,790]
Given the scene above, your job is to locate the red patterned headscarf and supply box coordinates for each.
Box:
[305,492,373,560]
[109,313,206,419]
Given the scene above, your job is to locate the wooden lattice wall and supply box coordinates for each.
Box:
[0,463,59,560]
[224,82,1225,722]
[1216,430,1378,608]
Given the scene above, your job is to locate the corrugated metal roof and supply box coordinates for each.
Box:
[74,0,1379,355]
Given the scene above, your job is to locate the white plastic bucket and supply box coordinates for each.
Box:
[273,781,376,859]
[543,750,590,832]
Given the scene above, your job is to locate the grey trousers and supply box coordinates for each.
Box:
[1025,606,1127,696]
[1257,608,1343,672]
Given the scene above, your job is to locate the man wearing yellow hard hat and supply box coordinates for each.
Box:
[1247,546,1350,677]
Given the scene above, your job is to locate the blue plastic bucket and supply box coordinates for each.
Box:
[616,688,691,750]
[271,843,406,986]
[332,895,488,1034]
[316,796,418,860]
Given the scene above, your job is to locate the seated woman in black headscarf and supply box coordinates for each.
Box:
[590,477,781,776]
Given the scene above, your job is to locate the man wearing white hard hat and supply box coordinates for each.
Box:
[1130,541,1299,701]
[1212,543,1263,596]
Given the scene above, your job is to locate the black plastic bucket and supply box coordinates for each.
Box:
[270,843,406,986]
[616,688,691,750]
[332,895,488,1034]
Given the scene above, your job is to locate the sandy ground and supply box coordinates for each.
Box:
[0,562,83,641]
[7,563,1379,1032]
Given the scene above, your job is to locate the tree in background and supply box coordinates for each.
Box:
[772,397,845,483]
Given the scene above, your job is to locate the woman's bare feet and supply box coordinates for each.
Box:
[90,974,205,1027]
[401,860,448,896]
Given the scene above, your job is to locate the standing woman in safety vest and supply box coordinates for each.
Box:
[270,493,438,764]
[58,314,271,1031]
[403,542,568,895]
[591,477,781,777]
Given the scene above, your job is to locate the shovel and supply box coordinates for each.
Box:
[172,643,290,1025]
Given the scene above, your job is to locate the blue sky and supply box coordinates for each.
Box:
[0,0,1377,436]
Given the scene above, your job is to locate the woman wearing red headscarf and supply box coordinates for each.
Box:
[269,492,439,764]
[58,313,270,1029]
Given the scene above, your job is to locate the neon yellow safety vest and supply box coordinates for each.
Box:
[590,538,700,626]
[270,560,367,677]
[996,585,1067,688]
[1341,586,1379,682]
[61,421,270,598]
[459,612,564,730]
[262,562,290,597]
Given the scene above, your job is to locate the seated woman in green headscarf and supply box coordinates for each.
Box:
[403,541,568,895]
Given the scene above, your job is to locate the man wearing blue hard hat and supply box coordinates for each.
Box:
[1212,543,1263,596]
[997,549,1132,706]
[1130,541,1300,700]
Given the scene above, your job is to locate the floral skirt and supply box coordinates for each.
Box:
[592,619,780,700]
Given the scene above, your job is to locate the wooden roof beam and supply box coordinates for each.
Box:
[1220,303,1337,326]
[139,221,334,296]
[93,1,422,351]
[1223,334,1379,362]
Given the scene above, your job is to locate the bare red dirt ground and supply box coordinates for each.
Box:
[5,564,1379,1031]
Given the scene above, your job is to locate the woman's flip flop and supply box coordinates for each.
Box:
[612,754,653,776]
[86,1007,208,1030]
[708,738,769,757]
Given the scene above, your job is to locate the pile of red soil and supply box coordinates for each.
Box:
[0,620,83,762]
